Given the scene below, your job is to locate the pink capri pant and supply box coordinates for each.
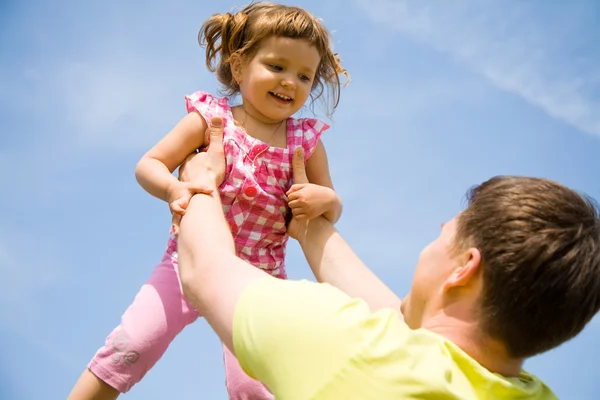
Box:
[87,252,273,399]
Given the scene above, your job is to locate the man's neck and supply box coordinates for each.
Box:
[423,314,524,377]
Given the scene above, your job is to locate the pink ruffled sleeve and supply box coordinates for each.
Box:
[299,118,330,161]
[184,90,219,123]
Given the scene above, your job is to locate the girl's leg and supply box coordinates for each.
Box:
[67,256,199,399]
[67,369,119,400]
[68,368,119,400]
[223,342,274,400]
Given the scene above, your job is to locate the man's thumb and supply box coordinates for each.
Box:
[292,147,309,184]
[208,116,224,147]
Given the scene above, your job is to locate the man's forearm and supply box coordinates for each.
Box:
[177,187,274,353]
[179,191,235,257]
[298,217,402,312]
[177,191,236,307]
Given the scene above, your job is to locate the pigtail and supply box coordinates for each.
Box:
[197,2,349,114]
[324,52,349,109]
[198,13,226,73]
[198,10,249,95]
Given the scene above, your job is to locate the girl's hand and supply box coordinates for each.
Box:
[286,183,336,221]
[169,180,214,236]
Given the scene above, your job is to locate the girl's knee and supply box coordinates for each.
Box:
[226,378,273,400]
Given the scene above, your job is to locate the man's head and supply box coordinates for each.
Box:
[403,176,600,359]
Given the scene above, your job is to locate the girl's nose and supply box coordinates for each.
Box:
[281,76,296,89]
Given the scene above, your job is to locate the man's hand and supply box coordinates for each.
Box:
[179,116,226,186]
[176,119,273,355]
[172,116,226,234]
[287,147,311,240]
[168,181,214,233]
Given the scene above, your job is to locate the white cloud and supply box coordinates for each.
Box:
[356,0,600,136]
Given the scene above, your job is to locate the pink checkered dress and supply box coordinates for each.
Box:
[164,91,328,278]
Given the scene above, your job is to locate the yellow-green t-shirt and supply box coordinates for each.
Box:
[233,277,557,400]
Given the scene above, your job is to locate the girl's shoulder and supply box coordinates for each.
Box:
[184,90,232,121]
[287,117,330,159]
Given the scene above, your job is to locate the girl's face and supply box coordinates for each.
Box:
[235,36,321,123]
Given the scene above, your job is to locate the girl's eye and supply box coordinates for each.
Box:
[268,64,283,71]
[299,75,311,82]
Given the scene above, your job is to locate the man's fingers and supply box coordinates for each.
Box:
[292,147,309,184]
[207,116,225,153]
[188,183,215,194]
[170,200,187,215]
[171,214,182,236]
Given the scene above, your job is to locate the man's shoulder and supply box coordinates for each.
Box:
[235,278,556,399]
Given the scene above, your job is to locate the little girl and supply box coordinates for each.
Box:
[68,2,347,400]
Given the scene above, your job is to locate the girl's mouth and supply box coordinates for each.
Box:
[269,92,293,103]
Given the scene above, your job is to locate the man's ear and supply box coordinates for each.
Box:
[444,247,482,290]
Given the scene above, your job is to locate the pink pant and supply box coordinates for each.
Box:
[88,253,273,399]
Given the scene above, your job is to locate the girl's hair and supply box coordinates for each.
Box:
[199,1,348,115]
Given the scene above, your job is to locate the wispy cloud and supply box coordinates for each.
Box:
[356,0,600,136]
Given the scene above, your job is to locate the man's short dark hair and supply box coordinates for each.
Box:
[456,176,600,358]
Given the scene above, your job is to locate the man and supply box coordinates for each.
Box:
[177,117,600,399]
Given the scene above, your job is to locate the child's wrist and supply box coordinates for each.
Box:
[323,188,342,223]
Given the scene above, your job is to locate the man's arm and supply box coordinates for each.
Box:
[296,218,402,313]
[176,125,403,397]
[176,117,271,353]
[289,150,402,313]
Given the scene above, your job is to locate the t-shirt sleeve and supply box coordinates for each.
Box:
[234,277,558,399]
[233,276,376,398]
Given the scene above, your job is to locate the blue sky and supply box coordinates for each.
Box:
[1,0,599,398]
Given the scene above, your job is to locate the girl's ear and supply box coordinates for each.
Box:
[230,53,244,85]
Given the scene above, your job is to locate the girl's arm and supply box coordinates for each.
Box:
[135,112,207,203]
[305,140,343,223]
